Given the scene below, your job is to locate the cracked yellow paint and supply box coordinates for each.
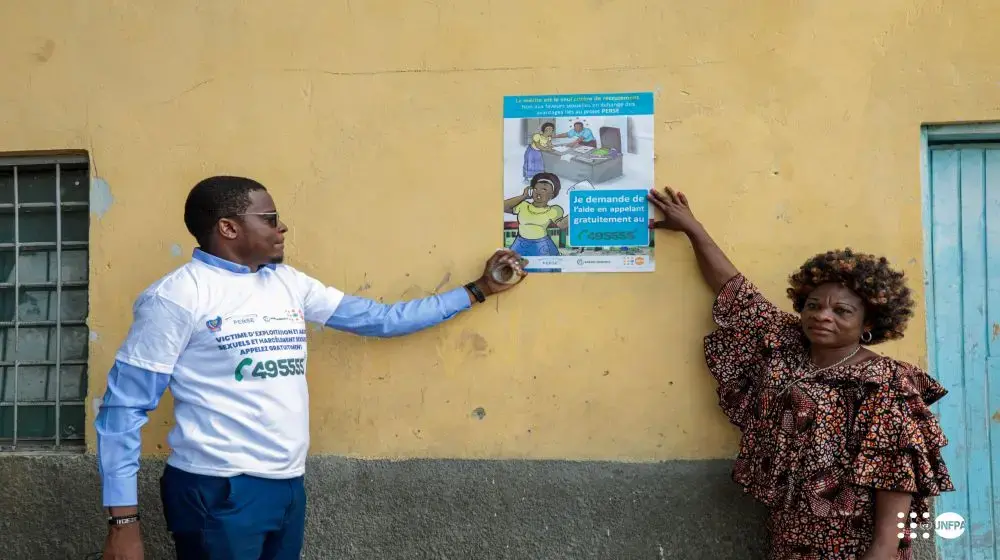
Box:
[1,0,995,461]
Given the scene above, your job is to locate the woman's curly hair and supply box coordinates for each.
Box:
[786,248,914,345]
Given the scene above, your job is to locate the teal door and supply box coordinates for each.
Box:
[926,141,1000,559]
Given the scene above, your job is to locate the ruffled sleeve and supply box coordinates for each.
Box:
[703,274,802,428]
[849,359,954,498]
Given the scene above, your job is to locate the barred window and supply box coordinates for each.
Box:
[0,155,90,451]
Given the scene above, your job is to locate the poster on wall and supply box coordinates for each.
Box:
[501,91,655,273]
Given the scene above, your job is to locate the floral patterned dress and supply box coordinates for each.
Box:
[704,274,954,559]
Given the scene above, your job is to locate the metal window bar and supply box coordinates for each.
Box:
[0,157,88,450]
[0,155,88,166]
[12,166,18,448]
[0,202,88,211]
[1,400,86,407]
[0,241,87,250]
[55,163,62,447]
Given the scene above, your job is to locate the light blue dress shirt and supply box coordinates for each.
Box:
[95,249,472,507]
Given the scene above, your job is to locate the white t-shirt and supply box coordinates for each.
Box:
[115,252,345,479]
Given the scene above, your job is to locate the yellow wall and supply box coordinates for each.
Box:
[2,0,998,461]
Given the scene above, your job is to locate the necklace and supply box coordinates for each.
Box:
[774,345,862,400]
[805,345,862,372]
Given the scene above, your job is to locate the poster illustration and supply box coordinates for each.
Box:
[502,92,655,273]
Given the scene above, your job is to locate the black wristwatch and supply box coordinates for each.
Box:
[464,282,486,303]
[108,512,141,526]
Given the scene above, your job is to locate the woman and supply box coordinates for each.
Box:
[523,122,555,181]
[503,172,567,257]
[646,186,954,560]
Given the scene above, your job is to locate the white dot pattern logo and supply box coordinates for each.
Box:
[894,512,937,539]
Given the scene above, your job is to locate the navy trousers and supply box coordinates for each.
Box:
[159,464,306,560]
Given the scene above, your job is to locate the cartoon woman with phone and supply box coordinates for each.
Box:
[503,172,567,257]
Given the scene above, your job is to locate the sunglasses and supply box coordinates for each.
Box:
[233,212,280,228]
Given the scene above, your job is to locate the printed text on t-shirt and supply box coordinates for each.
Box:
[216,328,307,355]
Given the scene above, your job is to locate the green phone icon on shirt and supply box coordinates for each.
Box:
[234,358,253,382]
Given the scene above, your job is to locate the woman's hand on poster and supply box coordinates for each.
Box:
[647,186,699,233]
[522,185,534,200]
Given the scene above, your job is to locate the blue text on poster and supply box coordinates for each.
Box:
[568,190,650,248]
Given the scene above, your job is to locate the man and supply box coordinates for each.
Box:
[95,175,526,560]
[556,121,597,148]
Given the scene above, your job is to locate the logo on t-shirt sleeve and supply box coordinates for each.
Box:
[262,308,305,323]
[206,316,222,332]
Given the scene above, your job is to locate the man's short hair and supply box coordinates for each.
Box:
[183,176,267,247]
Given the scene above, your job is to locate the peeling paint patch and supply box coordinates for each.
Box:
[89,330,99,342]
[471,407,486,420]
[992,322,999,341]
[90,177,114,218]
[774,203,792,224]
[992,410,1000,423]
[433,271,451,293]
[355,273,372,293]
[34,39,55,63]
[91,397,102,419]
[458,329,490,357]
[400,284,428,299]
[170,244,182,257]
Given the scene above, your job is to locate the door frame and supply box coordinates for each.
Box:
[920,122,1000,559]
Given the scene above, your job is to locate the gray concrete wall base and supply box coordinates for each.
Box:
[0,454,937,559]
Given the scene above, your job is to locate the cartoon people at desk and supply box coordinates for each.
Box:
[522,122,555,181]
[555,121,597,148]
[503,172,568,257]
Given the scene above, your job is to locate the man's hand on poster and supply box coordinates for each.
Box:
[473,249,527,297]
